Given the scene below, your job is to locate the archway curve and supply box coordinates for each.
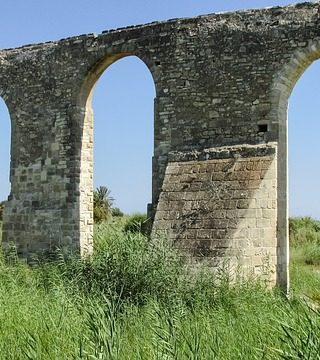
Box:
[270,39,320,291]
[77,53,157,254]
[78,52,159,109]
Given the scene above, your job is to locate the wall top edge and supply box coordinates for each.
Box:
[0,2,319,54]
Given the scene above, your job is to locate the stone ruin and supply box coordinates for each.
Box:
[1,2,320,291]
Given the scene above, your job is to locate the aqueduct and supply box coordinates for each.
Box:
[1,2,320,291]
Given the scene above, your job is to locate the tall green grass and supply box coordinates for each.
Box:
[290,217,320,302]
[0,219,319,358]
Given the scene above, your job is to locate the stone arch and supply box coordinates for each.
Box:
[270,39,320,291]
[77,53,158,254]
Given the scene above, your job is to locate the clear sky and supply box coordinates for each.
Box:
[0,0,319,218]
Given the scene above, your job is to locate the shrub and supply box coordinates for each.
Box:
[62,224,183,305]
[123,213,150,236]
[289,217,320,245]
[303,242,320,266]
[111,207,124,217]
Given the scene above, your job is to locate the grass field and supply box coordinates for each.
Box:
[0,218,319,359]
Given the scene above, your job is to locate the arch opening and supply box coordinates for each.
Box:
[0,97,12,242]
[288,59,320,295]
[93,56,155,215]
[270,41,320,291]
[78,54,156,252]
[289,60,320,221]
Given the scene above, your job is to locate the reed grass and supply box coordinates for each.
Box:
[0,218,319,358]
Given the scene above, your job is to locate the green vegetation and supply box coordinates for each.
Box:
[111,207,124,217]
[290,216,320,302]
[0,217,319,358]
[93,186,125,222]
[93,186,115,223]
[123,212,150,236]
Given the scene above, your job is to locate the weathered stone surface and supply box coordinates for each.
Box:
[154,145,277,283]
[1,2,320,291]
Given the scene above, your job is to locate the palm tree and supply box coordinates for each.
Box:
[93,186,114,223]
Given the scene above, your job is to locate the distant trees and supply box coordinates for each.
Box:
[93,186,116,223]
[111,207,124,217]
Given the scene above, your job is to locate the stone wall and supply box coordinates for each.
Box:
[154,144,277,283]
[1,2,320,290]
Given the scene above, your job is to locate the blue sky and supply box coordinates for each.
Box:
[0,0,319,218]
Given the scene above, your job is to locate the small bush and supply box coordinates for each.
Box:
[124,213,150,236]
[302,242,320,266]
[290,217,320,271]
[289,217,320,245]
[93,206,108,223]
[61,224,184,305]
[111,207,124,217]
